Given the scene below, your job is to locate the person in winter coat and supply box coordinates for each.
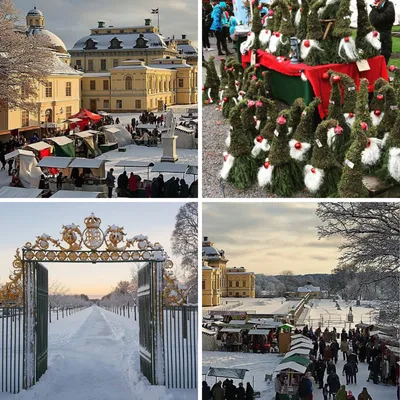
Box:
[357,387,372,400]
[117,171,129,197]
[0,147,5,170]
[179,178,189,197]
[210,2,232,56]
[327,360,336,375]
[323,383,330,400]
[320,338,326,357]
[56,172,64,190]
[381,356,390,384]
[347,390,356,400]
[237,382,246,400]
[106,168,115,198]
[341,340,349,361]
[275,374,282,399]
[331,341,339,364]
[324,346,333,362]
[212,381,224,400]
[298,376,311,400]
[327,371,341,397]
[335,385,347,400]
[369,0,395,64]
[317,357,326,389]
[343,361,357,384]
[245,382,254,400]
[128,172,139,197]
[202,381,211,399]
[150,177,159,198]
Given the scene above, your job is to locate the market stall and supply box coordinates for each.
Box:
[274,361,308,400]
[69,131,102,158]
[101,125,132,149]
[219,327,243,351]
[68,109,103,131]
[26,141,52,160]
[48,136,75,158]
[50,190,103,198]
[0,187,43,198]
[114,160,155,181]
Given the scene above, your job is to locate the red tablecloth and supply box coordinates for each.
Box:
[242,50,389,119]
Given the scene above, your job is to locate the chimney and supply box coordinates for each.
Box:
[98,21,105,28]
[204,236,208,241]
[144,18,151,26]
[181,34,186,40]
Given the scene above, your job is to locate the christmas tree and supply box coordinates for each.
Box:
[221,105,257,189]
[275,0,295,57]
[259,99,279,142]
[252,0,264,50]
[296,0,310,41]
[289,97,321,162]
[377,84,399,140]
[241,99,259,140]
[338,122,369,197]
[320,0,341,19]
[222,70,239,119]
[355,78,377,138]
[370,77,388,113]
[268,110,304,196]
[332,0,359,62]
[390,65,400,105]
[219,58,229,90]
[251,97,272,159]
[335,71,357,127]
[300,0,326,66]
[327,72,350,163]
[355,0,381,59]
[288,97,306,134]
[202,56,220,104]
[241,65,256,93]
[305,119,342,197]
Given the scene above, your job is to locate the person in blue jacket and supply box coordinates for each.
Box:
[210,2,232,56]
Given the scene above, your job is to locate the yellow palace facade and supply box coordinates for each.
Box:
[69,19,198,112]
[202,237,256,307]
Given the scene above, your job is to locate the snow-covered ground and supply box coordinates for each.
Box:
[1,305,196,399]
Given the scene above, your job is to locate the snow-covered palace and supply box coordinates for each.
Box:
[202,237,256,307]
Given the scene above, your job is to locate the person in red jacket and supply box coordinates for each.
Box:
[128,172,139,197]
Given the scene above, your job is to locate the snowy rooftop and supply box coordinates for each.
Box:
[297,284,321,292]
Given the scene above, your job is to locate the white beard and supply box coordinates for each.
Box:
[240,32,255,54]
[300,39,323,60]
[294,9,301,27]
[260,29,272,46]
[288,127,293,136]
[370,111,384,126]
[361,138,382,166]
[268,34,280,54]
[232,97,238,106]
[289,139,312,161]
[327,127,336,148]
[225,133,231,147]
[388,147,400,182]
[381,132,390,148]
[254,116,261,131]
[208,88,213,103]
[338,37,359,61]
[318,0,339,16]
[365,31,381,51]
[304,164,325,193]
[252,138,270,157]
[220,153,235,180]
[219,90,224,104]
[238,92,245,101]
[344,113,355,128]
[257,162,274,187]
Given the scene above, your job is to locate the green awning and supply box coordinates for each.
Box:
[54,142,75,157]
[280,355,310,367]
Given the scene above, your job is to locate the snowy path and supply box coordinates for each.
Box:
[3,305,196,400]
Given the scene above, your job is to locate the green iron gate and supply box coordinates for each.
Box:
[137,261,164,386]
[23,261,48,390]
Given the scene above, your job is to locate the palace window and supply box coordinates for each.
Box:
[164,81,167,91]
[66,82,72,96]
[109,38,122,50]
[84,39,97,50]
[202,281,205,290]
[125,76,133,90]
[243,292,246,296]
[103,100,109,109]
[45,81,52,97]
[90,80,96,90]
[135,100,141,109]
[103,80,109,90]
[178,78,184,88]
[100,59,107,71]
[88,60,94,71]
[66,106,72,118]
[113,59,119,68]
[116,100,122,109]
[229,281,232,287]
[235,281,239,287]
[21,111,29,127]
[243,281,247,287]
[75,60,82,68]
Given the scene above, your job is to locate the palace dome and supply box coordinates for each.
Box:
[27,7,43,16]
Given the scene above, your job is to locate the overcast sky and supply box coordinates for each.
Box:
[15,0,198,49]
[0,202,184,298]
[203,202,342,275]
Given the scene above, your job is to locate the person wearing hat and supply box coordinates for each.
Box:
[357,387,372,400]
[347,390,356,400]
[210,2,232,55]
[369,0,395,64]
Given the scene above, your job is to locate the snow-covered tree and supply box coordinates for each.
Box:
[316,203,400,325]
[0,0,53,111]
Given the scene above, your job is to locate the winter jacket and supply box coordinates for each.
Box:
[298,377,310,397]
[212,384,224,400]
[341,341,349,352]
[129,174,138,192]
[202,382,211,399]
[324,347,333,361]
[336,386,347,400]
[343,362,356,376]
[358,388,373,400]
[106,171,115,188]
[327,373,340,393]
[245,385,254,399]
[369,1,395,62]
[210,4,224,32]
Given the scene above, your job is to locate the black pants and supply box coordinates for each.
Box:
[380,30,392,64]
[215,30,229,55]
[108,186,113,198]
[202,27,210,48]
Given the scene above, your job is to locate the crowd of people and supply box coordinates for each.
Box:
[105,168,198,198]
[202,380,254,400]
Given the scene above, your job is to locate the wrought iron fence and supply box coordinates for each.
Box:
[0,306,23,394]
[164,305,198,389]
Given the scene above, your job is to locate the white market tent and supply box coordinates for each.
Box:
[248,329,270,335]
[274,362,307,374]
[37,157,73,169]
[5,149,35,161]
[26,141,52,152]
[207,367,248,380]
[51,190,102,198]
[102,125,132,147]
[220,328,242,333]
[70,131,94,139]
[151,162,189,175]
[136,124,157,130]
[5,149,42,188]
[283,348,311,359]
[0,187,42,198]
[47,136,74,146]
[291,334,309,339]
[291,338,312,345]
[69,158,106,169]
[291,342,314,350]
[228,320,248,325]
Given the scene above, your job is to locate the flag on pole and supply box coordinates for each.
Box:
[151,8,159,14]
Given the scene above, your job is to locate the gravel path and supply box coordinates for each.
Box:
[202,37,311,198]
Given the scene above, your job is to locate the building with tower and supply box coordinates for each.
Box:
[202,237,256,307]
[69,19,198,112]
[0,7,81,139]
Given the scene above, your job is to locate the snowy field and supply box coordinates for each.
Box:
[1,305,196,400]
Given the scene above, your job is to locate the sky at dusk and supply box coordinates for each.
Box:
[14,0,198,48]
[0,202,185,298]
[203,202,343,275]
